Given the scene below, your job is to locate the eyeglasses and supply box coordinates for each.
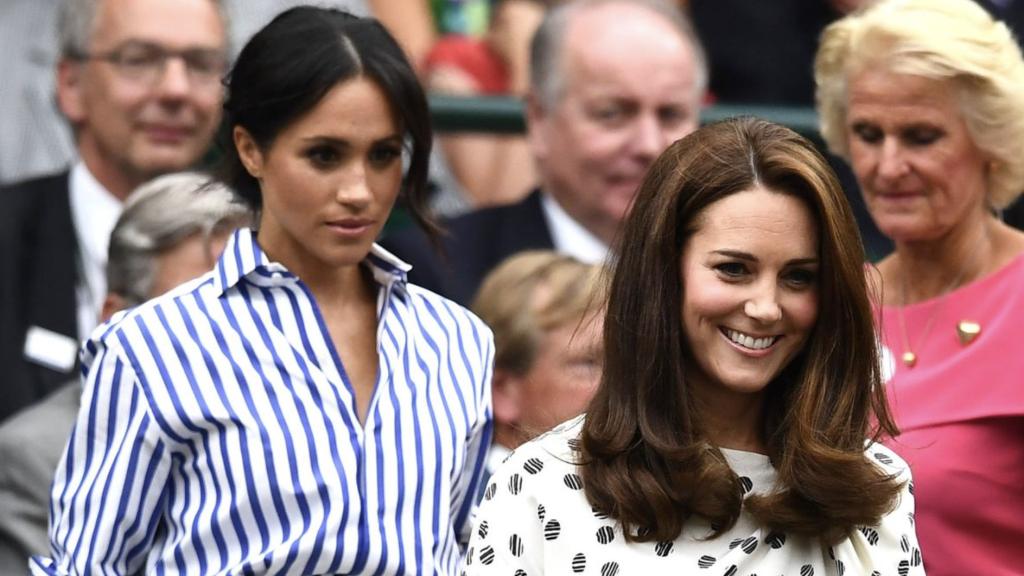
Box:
[73,41,226,87]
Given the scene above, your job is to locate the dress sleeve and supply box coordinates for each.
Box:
[846,445,926,576]
[463,445,549,576]
[451,323,496,547]
[30,341,171,576]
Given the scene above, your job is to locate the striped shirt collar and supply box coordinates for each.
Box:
[213,227,413,296]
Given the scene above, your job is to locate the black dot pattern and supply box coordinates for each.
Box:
[740,536,757,554]
[544,519,561,541]
[766,532,786,549]
[563,473,584,490]
[509,534,524,557]
[523,458,544,474]
[483,482,496,501]
[738,476,754,495]
[654,541,673,557]
[508,473,523,495]
[595,526,614,545]
[571,552,586,573]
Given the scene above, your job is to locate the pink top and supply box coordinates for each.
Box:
[878,253,1024,576]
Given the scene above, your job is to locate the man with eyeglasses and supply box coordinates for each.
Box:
[0,0,227,424]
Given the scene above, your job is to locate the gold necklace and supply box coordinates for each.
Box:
[895,231,987,368]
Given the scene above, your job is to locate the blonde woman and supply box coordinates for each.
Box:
[816,0,1024,573]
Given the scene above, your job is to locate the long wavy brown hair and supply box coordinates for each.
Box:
[580,117,901,546]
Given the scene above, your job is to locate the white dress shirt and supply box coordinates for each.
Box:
[68,162,122,341]
[539,193,609,265]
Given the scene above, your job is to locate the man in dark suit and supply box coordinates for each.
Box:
[382,0,707,305]
[0,0,227,422]
[0,173,251,571]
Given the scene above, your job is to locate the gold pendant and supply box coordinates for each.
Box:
[957,321,981,345]
[902,351,917,367]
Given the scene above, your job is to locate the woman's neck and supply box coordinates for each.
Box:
[690,378,767,454]
[887,213,997,304]
[257,235,375,310]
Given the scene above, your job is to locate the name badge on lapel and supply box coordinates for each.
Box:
[23,326,79,373]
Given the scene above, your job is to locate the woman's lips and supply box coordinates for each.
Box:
[325,219,374,238]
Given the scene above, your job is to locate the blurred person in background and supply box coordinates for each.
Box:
[472,251,603,468]
[0,173,251,573]
[384,0,706,305]
[0,0,227,423]
[816,0,1024,573]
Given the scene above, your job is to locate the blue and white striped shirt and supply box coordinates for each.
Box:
[31,228,494,575]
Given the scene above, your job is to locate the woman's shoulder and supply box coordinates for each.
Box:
[483,415,586,497]
[864,440,912,480]
[402,282,494,335]
[500,415,585,470]
[83,273,217,364]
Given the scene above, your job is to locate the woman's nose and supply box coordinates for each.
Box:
[744,286,783,324]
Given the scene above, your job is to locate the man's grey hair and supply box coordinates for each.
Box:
[529,0,708,110]
[57,0,230,58]
[107,172,252,306]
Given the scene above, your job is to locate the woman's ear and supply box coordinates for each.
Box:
[491,369,523,428]
[233,126,264,179]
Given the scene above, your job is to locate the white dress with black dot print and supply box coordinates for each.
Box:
[464,416,924,576]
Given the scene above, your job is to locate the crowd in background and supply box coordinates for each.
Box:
[0,0,1022,574]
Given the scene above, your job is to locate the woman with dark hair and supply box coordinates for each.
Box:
[33,7,493,575]
[465,117,921,575]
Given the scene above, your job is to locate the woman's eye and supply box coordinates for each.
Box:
[851,123,882,144]
[306,146,339,167]
[784,268,817,288]
[904,128,943,147]
[714,262,747,278]
[368,145,401,168]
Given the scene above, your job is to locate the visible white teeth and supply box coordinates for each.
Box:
[726,329,776,350]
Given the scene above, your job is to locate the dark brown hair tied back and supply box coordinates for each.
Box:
[579,117,902,545]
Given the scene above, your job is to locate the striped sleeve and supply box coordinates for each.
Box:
[32,338,171,575]
[449,312,495,547]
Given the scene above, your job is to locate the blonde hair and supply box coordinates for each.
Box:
[472,251,604,375]
[815,0,1024,209]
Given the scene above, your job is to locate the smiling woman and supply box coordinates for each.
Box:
[35,7,493,576]
[464,117,922,575]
